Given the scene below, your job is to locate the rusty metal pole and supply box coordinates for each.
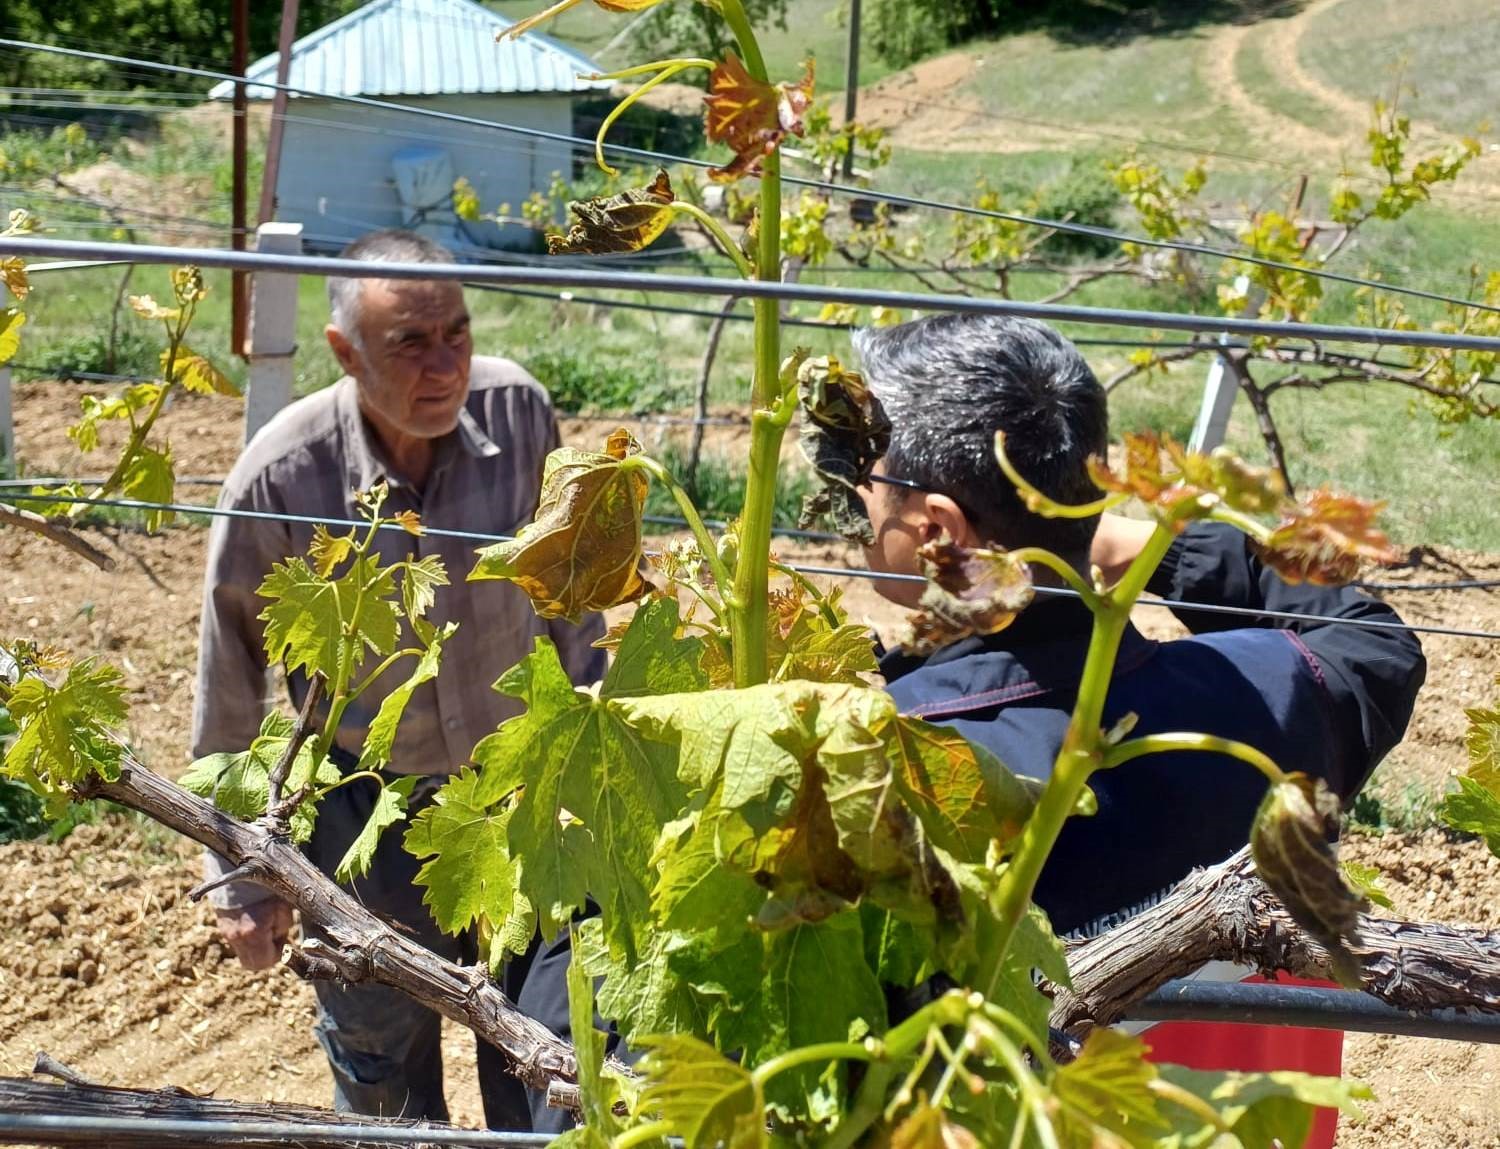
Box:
[257,0,300,227]
[230,0,249,358]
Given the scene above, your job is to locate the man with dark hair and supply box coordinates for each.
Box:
[193,228,605,1127]
[854,313,1425,1146]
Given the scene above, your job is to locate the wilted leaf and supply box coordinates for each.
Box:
[1,257,29,301]
[547,169,676,256]
[705,55,815,183]
[796,353,891,544]
[166,346,239,396]
[335,775,419,883]
[1259,489,1399,585]
[638,1033,766,1149]
[1251,773,1364,985]
[392,509,423,536]
[899,540,1035,657]
[500,0,667,41]
[470,429,649,622]
[0,307,26,365]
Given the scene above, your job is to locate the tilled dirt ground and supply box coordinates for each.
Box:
[3,381,1499,1142]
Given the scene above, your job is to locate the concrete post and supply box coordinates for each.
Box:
[243,221,303,444]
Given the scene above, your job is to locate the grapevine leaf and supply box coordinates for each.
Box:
[989,904,1070,1051]
[180,711,339,844]
[500,0,667,42]
[652,806,765,933]
[547,169,677,256]
[166,346,240,396]
[335,775,419,883]
[400,554,448,626]
[1,256,29,301]
[567,928,625,1140]
[860,903,934,988]
[120,443,175,531]
[258,554,400,680]
[3,660,127,799]
[1466,699,1500,783]
[771,621,878,685]
[475,637,690,957]
[1440,776,1500,856]
[1340,860,1394,910]
[900,540,1035,657]
[129,293,179,320]
[1156,1065,1371,1148]
[469,429,649,623]
[309,525,355,578]
[0,306,24,364]
[889,1103,980,1149]
[796,353,891,544]
[603,596,707,698]
[358,623,455,770]
[1259,489,1399,586]
[404,768,532,949]
[68,383,163,454]
[742,915,886,1123]
[1251,773,1364,985]
[1051,1029,1165,1146]
[637,1033,765,1149]
[578,919,714,1040]
[705,55,815,183]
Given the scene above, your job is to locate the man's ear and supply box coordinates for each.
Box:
[921,493,981,548]
[325,324,362,377]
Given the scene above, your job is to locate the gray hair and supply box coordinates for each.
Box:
[854,313,1109,558]
[327,229,455,344]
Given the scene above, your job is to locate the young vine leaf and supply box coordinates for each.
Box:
[795,353,892,544]
[1155,1064,1371,1147]
[1258,489,1400,586]
[335,774,420,883]
[358,622,455,770]
[0,657,127,815]
[258,554,401,680]
[547,169,677,255]
[0,306,24,364]
[165,346,241,396]
[636,1032,766,1149]
[470,428,650,622]
[1439,682,1500,855]
[1050,1029,1166,1145]
[705,55,815,183]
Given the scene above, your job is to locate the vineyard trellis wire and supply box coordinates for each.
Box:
[4,37,1500,318]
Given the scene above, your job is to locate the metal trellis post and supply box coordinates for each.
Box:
[244,221,304,444]
[0,364,12,475]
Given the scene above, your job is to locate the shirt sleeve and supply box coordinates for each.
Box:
[1147,520,1427,799]
[192,471,294,910]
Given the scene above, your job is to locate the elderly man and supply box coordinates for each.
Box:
[192,229,604,1126]
[854,313,1424,1148]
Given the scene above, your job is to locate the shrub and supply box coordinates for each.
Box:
[527,347,686,414]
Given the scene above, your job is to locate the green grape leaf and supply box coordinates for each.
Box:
[1156,1064,1371,1148]
[652,807,765,933]
[578,919,714,1042]
[1466,701,1500,782]
[1051,1029,1165,1146]
[3,659,127,801]
[860,903,935,988]
[166,346,240,396]
[400,554,448,626]
[1251,773,1364,985]
[1340,860,1394,910]
[358,623,454,770]
[0,306,24,364]
[771,621,878,686]
[548,169,677,256]
[603,596,707,697]
[469,429,649,622]
[404,768,532,950]
[120,443,175,531]
[179,711,339,844]
[473,636,691,958]
[796,354,891,544]
[1440,775,1500,856]
[637,1032,766,1149]
[335,774,419,883]
[258,554,400,680]
[68,383,163,454]
[567,927,625,1140]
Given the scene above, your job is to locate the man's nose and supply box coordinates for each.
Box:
[423,340,462,381]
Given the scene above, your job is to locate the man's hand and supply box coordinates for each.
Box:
[1090,514,1159,588]
[214,898,294,970]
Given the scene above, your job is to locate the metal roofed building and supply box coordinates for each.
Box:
[210,0,609,250]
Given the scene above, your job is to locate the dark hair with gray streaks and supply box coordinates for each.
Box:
[327,229,455,346]
[853,313,1109,560]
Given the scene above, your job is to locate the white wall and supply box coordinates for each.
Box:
[272,93,576,249]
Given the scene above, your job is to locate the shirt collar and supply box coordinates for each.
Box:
[335,376,500,494]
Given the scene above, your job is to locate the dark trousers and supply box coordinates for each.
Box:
[304,773,534,1129]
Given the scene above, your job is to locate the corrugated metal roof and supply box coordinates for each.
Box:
[208,0,608,100]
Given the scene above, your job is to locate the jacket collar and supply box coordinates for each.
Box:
[335,376,500,495]
[879,596,1158,721]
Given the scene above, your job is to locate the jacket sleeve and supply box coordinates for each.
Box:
[1147,521,1426,799]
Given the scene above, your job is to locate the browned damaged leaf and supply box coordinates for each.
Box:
[1258,489,1399,585]
[469,429,649,621]
[1251,772,1364,985]
[705,55,815,182]
[1086,431,1286,526]
[796,353,892,544]
[547,169,677,255]
[900,539,1035,656]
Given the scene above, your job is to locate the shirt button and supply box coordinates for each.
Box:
[444,717,460,731]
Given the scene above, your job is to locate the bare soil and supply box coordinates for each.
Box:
[4,380,1499,1143]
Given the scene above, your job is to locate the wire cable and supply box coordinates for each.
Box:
[5,491,1497,640]
[3,37,1497,318]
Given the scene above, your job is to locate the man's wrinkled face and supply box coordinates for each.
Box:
[340,279,473,441]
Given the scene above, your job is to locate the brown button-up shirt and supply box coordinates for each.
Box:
[193,357,605,906]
